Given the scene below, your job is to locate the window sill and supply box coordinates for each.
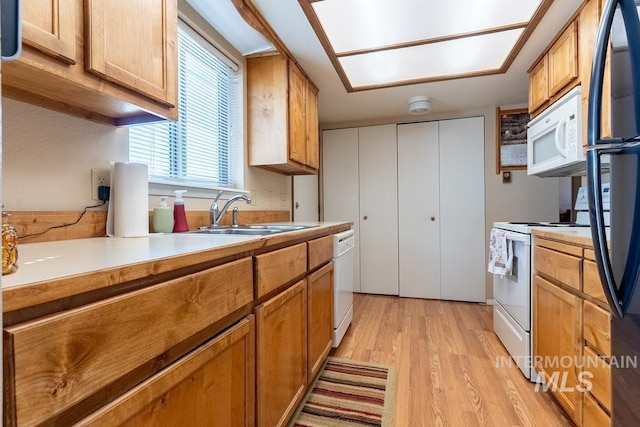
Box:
[148,179,249,199]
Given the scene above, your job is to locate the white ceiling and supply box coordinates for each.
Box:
[248,0,584,126]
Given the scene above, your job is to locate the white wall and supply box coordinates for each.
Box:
[1,97,290,213]
[1,1,291,214]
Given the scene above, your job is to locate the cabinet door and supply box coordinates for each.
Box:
[256,280,307,427]
[398,121,441,298]
[323,128,361,292]
[529,56,549,113]
[548,21,578,97]
[77,316,255,426]
[439,117,485,302]
[533,275,582,425]
[579,0,602,147]
[85,0,177,106]
[288,61,307,166]
[23,0,76,63]
[306,82,320,169]
[307,262,334,383]
[359,124,399,295]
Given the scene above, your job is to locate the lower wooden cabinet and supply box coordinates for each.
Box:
[307,261,334,383]
[533,234,613,427]
[583,392,611,427]
[533,274,583,425]
[77,316,256,426]
[3,257,253,426]
[255,279,308,427]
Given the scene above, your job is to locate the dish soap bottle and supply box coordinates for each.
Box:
[173,190,189,232]
[152,197,174,233]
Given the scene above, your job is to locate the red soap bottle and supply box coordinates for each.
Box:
[172,190,189,232]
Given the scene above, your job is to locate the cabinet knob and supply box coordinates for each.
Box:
[430,216,436,221]
[363,215,368,220]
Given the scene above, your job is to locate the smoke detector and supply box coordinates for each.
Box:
[408,96,431,115]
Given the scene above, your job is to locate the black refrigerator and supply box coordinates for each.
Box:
[588,0,640,425]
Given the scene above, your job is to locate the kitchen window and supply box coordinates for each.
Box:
[129,20,241,192]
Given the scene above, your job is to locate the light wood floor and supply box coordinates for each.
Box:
[330,294,575,427]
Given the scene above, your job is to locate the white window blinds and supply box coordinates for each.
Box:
[129,21,240,189]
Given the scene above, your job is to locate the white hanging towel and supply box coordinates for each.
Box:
[488,229,513,277]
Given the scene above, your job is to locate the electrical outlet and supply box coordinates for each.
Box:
[249,190,258,206]
[91,169,110,200]
[280,193,287,207]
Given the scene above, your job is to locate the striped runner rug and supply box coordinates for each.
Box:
[290,357,396,427]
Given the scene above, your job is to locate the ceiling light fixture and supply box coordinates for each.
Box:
[408,96,431,115]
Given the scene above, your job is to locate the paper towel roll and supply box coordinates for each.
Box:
[107,162,149,237]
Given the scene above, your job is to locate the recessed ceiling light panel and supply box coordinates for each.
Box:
[339,29,524,88]
[312,0,543,53]
[298,0,552,91]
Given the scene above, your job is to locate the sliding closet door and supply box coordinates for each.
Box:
[398,122,441,298]
[358,124,398,295]
[439,117,485,302]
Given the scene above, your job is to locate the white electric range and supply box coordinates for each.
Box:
[491,222,584,380]
[490,185,609,381]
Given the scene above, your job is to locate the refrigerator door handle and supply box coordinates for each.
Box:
[587,0,640,318]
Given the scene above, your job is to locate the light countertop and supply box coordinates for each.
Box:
[532,227,608,248]
[2,222,351,313]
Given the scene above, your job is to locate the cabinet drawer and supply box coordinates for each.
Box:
[584,259,607,302]
[255,243,307,298]
[584,300,611,357]
[77,316,255,426]
[534,246,582,290]
[583,392,611,427]
[308,235,333,271]
[4,258,253,427]
[583,346,611,412]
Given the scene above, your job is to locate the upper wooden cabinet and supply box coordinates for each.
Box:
[22,0,76,63]
[85,0,177,106]
[247,54,320,175]
[529,56,549,114]
[306,83,320,169]
[529,21,578,115]
[578,0,611,144]
[529,0,613,142]
[2,0,178,126]
[548,22,579,96]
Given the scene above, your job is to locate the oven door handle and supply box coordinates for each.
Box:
[501,231,531,244]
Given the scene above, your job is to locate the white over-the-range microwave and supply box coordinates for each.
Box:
[527,85,608,177]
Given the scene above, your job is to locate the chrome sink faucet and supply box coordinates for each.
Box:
[210,190,252,226]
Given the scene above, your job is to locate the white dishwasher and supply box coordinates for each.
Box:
[333,229,355,347]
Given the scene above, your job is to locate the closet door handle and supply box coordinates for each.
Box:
[363,215,368,220]
[430,217,436,221]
